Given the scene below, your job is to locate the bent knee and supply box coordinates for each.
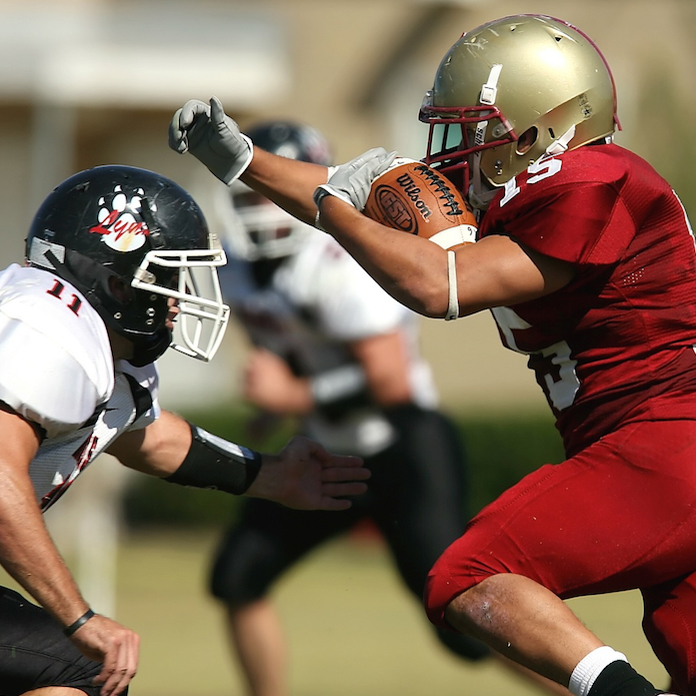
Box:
[423,543,498,630]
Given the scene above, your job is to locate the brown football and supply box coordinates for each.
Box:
[364,157,477,250]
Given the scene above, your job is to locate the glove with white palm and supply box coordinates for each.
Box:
[313,147,397,212]
[168,96,253,184]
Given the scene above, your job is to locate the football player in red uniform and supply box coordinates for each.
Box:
[169,13,696,696]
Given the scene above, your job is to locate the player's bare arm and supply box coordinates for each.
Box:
[241,147,328,226]
[0,406,87,626]
[243,348,315,415]
[243,330,412,415]
[316,195,575,318]
[0,406,139,696]
[350,331,413,406]
[107,410,370,511]
[107,410,190,477]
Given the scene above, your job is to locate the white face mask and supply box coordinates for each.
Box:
[132,247,230,362]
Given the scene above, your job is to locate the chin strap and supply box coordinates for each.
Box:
[544,124,576,157]
[468,164,498,211]
[127,329,172,367]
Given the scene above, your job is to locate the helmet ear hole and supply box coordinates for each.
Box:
[107,275,133,304]
[516,127,538,155]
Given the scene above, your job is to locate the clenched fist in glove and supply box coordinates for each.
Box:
[313,147,397,212]
[168,96,253,184]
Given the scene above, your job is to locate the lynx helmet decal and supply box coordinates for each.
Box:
[89,186,151,252]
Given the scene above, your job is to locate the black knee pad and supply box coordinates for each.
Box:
[209,526,284,604]
[435,626,491,662]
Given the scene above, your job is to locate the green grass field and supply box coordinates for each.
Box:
[50,528,667,696]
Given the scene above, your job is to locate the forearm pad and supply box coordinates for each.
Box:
[164,423,262,495]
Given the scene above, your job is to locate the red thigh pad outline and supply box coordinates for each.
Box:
[424,419,696,631]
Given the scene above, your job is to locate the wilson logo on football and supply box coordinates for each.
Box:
[89,186,150,252]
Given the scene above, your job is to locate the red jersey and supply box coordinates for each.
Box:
[480,144,696,456]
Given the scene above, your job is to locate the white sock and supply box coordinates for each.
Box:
[568,646,629,696]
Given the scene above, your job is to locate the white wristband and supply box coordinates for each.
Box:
[223,134,254,184]
[445,250,459,321]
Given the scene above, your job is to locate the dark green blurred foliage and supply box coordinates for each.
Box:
[122,404,564,528]
[458,413,564,515]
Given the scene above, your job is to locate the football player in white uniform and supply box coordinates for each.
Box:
[0,164,370,696]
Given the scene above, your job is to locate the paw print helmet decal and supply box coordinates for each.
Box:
[26,165,230,364]
[90,185,151,253]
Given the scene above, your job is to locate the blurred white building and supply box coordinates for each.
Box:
[1,0,695,412]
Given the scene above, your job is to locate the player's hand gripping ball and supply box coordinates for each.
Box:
[364,157,477,250]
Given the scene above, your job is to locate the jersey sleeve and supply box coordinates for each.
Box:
[117,361,161,430]
[0,315,109,439]
[0,265,115,439]
[485,151,638,266]
[311,240,411,340]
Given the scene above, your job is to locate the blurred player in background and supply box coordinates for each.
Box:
[207,119,485,696]
[0,164,369,696]
[207,120,567,696]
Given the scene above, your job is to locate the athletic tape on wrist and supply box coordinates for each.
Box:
[313,168,335,231]
[165,423,262,495]
[222,133,254,184]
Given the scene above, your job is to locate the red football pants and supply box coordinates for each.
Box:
[424,418,696,695]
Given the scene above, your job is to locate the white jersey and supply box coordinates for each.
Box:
[0,264,160,511]
[220,228,438,456]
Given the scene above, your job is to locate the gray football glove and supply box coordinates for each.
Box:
[313,147,397,212]
[168,96,253,184]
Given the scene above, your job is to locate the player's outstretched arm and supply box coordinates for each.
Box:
[109,410,370,510]
[168,96,329,225]
[246,435,369,511]
[314,149,576,318]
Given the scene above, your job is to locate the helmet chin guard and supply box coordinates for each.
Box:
[132,246,230,361]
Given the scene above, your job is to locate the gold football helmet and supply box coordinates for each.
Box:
[420,15,620,206]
